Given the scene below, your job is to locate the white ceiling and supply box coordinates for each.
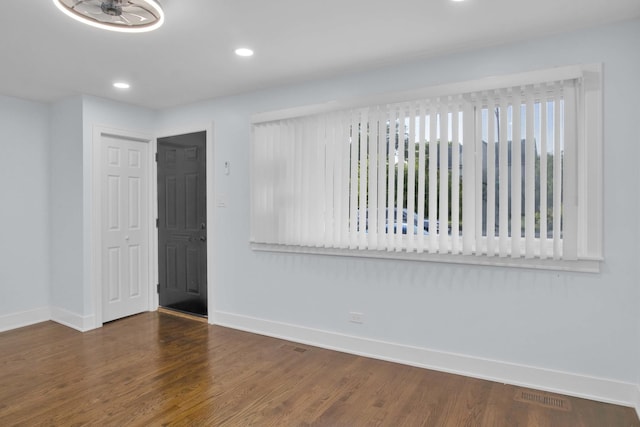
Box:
[2,0,639,109]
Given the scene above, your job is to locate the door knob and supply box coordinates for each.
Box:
[199,235,206,242]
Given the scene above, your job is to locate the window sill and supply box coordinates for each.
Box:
[250,243,602,273]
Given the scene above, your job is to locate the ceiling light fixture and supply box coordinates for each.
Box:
[113,82,131,89]
[52,0,164,33]
[235,48,254,57]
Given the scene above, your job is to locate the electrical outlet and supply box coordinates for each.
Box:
[349,311,364,324]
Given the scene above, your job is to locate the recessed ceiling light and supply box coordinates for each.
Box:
[52,0,164,33]
[113,82,130,89]
[235,48,254,57]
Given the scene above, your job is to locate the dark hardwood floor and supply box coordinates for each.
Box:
[0,312,638,426]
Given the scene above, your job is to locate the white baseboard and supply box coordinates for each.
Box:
[50,306,96,332]
[214,310,639,410]
[0,307,51,333]
[0,306,97,333]
[635,384,640,421]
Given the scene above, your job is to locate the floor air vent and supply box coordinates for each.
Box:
[514,389,572,411]
[280,344,308,353]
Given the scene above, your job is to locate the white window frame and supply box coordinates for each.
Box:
[250,64,603,272]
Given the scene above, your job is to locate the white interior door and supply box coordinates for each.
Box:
[101,134,150,322]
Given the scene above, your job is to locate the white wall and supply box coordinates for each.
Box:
[0,16,638,411]
[159,19,640,398]
[0,95,50,317]
[49,97,85,315]
[1,94,158,330]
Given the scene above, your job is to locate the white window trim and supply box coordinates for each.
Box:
[250,64,603,273]
[250,242,601,273]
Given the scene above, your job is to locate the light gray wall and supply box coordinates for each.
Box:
[51,96,156,316]
[159,19,640,384]
[0,17,637,399]
[2,95,158,319]
[50,97,84,313]
[0,95,51,315]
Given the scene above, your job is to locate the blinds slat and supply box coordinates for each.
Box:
[296,120,304,245]
[358,110,368,250]
[486,101,496,257]
[249,125,260,242]
[451,103,461,254]
[368,108,379,249]
[524,93,536,258]
[416,102,427,253]
[280,122,289,244]
[309,117,320,246]
[266,123,276,244]
[321,116,330,247]
[295,120,303,244]
[304,118,313,245]
[290,121,298,244]
[259,124,268,242]
[429,108,438,253]
[329,115,339,247]
[274,123,285,244]
[283,123,293,245]
[498,96,509,256]
[511,98,522,257]
[396,105,406,251]
[474,103,484,256]
[406,103,417,252]
[439,104,449,254]
[255,124,266,242]
[377,106,388,250]
[387,106,397,252]
[562,81,578,260]
[539,94,548,259]
[462,102,475,255]
[316,117,325,246]
[349,112,359,249]
[339,114,351,248]
[553,84,562,258]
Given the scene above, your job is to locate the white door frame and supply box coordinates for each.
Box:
[91,126,155,328]
[154,122,216,324]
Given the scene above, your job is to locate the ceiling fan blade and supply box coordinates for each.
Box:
[118,14,132,24]
[73,1,104,15]
[126,13,148,22]
[121,5,152,21]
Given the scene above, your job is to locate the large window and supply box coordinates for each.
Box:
[251,65,602,271]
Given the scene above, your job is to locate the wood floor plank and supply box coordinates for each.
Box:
[0,312,638,426]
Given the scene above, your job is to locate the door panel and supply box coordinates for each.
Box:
[157,131,207,316]
[102,135,150,323]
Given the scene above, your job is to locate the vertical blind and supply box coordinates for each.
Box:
[251,79,580,261]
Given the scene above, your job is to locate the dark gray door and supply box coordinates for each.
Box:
[157,131,207,316]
